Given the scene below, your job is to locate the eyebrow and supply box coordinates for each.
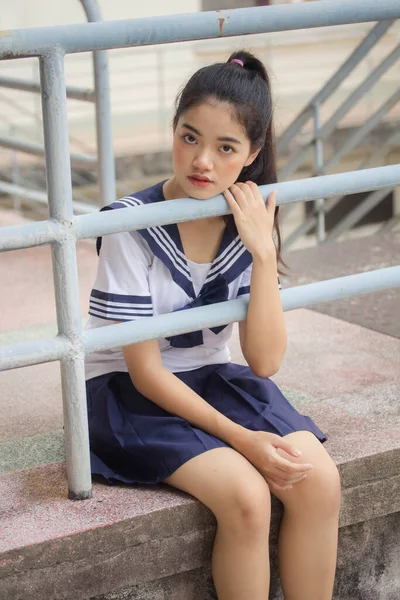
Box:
[182,123,242,145]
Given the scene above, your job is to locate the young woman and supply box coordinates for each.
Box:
[85,51,341,600]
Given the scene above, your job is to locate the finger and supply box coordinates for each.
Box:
[269,434,303,459]
[268,469,308,486]
[267,479,293,492]
[223,188,242,215]
[268,477,292,487]
[281,472,309,486]
[272,454,313,476]
[230,183,250,208]
[245,181,264,204]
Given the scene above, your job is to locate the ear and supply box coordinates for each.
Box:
[244,147,261,167]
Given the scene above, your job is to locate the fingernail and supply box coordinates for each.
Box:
[294,449,302,457]
[305,464,313,470]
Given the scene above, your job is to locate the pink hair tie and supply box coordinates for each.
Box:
[231,58,244,67]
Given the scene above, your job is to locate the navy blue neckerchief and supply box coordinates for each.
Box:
[96,181,252,348]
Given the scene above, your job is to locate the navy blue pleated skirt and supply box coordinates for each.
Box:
[86,363,326,485]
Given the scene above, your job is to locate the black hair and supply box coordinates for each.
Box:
[173,50,284,271]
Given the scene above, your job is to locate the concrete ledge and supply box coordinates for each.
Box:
[0,454,399,600]
[1,417,399,600]
[1,309,399,599]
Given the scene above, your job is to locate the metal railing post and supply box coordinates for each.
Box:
[80,0,116,207]
[313,102,326,243]
[40,49,92,500]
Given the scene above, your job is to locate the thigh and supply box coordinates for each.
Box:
[163,447,271,524]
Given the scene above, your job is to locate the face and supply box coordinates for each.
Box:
[167,101,260,200]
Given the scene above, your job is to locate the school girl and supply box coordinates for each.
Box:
[85,51,341,600]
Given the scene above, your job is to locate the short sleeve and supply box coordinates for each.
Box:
[237,263,252,299]
[236,263,281,299]
[88,230,153,322]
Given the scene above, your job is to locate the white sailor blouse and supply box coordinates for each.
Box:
[84,181,278,380]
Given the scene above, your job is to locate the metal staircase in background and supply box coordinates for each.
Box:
[277,19,400,248]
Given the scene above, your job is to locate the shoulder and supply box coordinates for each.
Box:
[96,180,166,255]
[102,180,166,213]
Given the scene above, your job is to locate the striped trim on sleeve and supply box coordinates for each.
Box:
[89,288,153,322]
[237,285,250,297]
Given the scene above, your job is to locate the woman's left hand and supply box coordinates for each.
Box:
[223,182,277,260]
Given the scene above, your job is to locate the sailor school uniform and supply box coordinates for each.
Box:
[85,180,326,484]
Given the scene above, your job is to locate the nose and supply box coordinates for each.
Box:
[192,148,213,172]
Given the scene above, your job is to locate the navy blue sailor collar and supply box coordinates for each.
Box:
[97,180,252,300]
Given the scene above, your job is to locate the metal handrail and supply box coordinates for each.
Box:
[0,181,97,215]
[2,264,400,371]
[1,164,399,251]
[2,1,399,59]
[0,74,95,102]
[1,0,400,500]
[0,135,97,167]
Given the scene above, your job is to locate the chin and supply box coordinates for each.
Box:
[191,191,215,200]
[182,186,215,201]
[189,184,222,201]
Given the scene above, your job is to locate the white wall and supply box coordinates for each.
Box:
[0,0,200,29]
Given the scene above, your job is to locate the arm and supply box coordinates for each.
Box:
[224,184,286,377]
[239,252,287,378]
[122,339,249,450]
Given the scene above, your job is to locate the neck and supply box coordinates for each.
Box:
[163,177,184,201]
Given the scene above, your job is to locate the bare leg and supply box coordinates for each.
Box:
[164,447,271,600]
[273,431,341,600]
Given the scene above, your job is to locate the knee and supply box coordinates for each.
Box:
[279,432,341,519]
[298,454,341,518]
[217,475,271,537]
[315,456,341,513]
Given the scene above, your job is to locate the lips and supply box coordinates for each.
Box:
[188,174,212,188]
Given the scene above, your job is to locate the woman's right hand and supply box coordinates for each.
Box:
[234,429,313,491]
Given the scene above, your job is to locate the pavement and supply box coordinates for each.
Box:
[282,231,400,339]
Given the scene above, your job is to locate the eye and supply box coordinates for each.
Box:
[183,134,197,144]
[220,144,234,154]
